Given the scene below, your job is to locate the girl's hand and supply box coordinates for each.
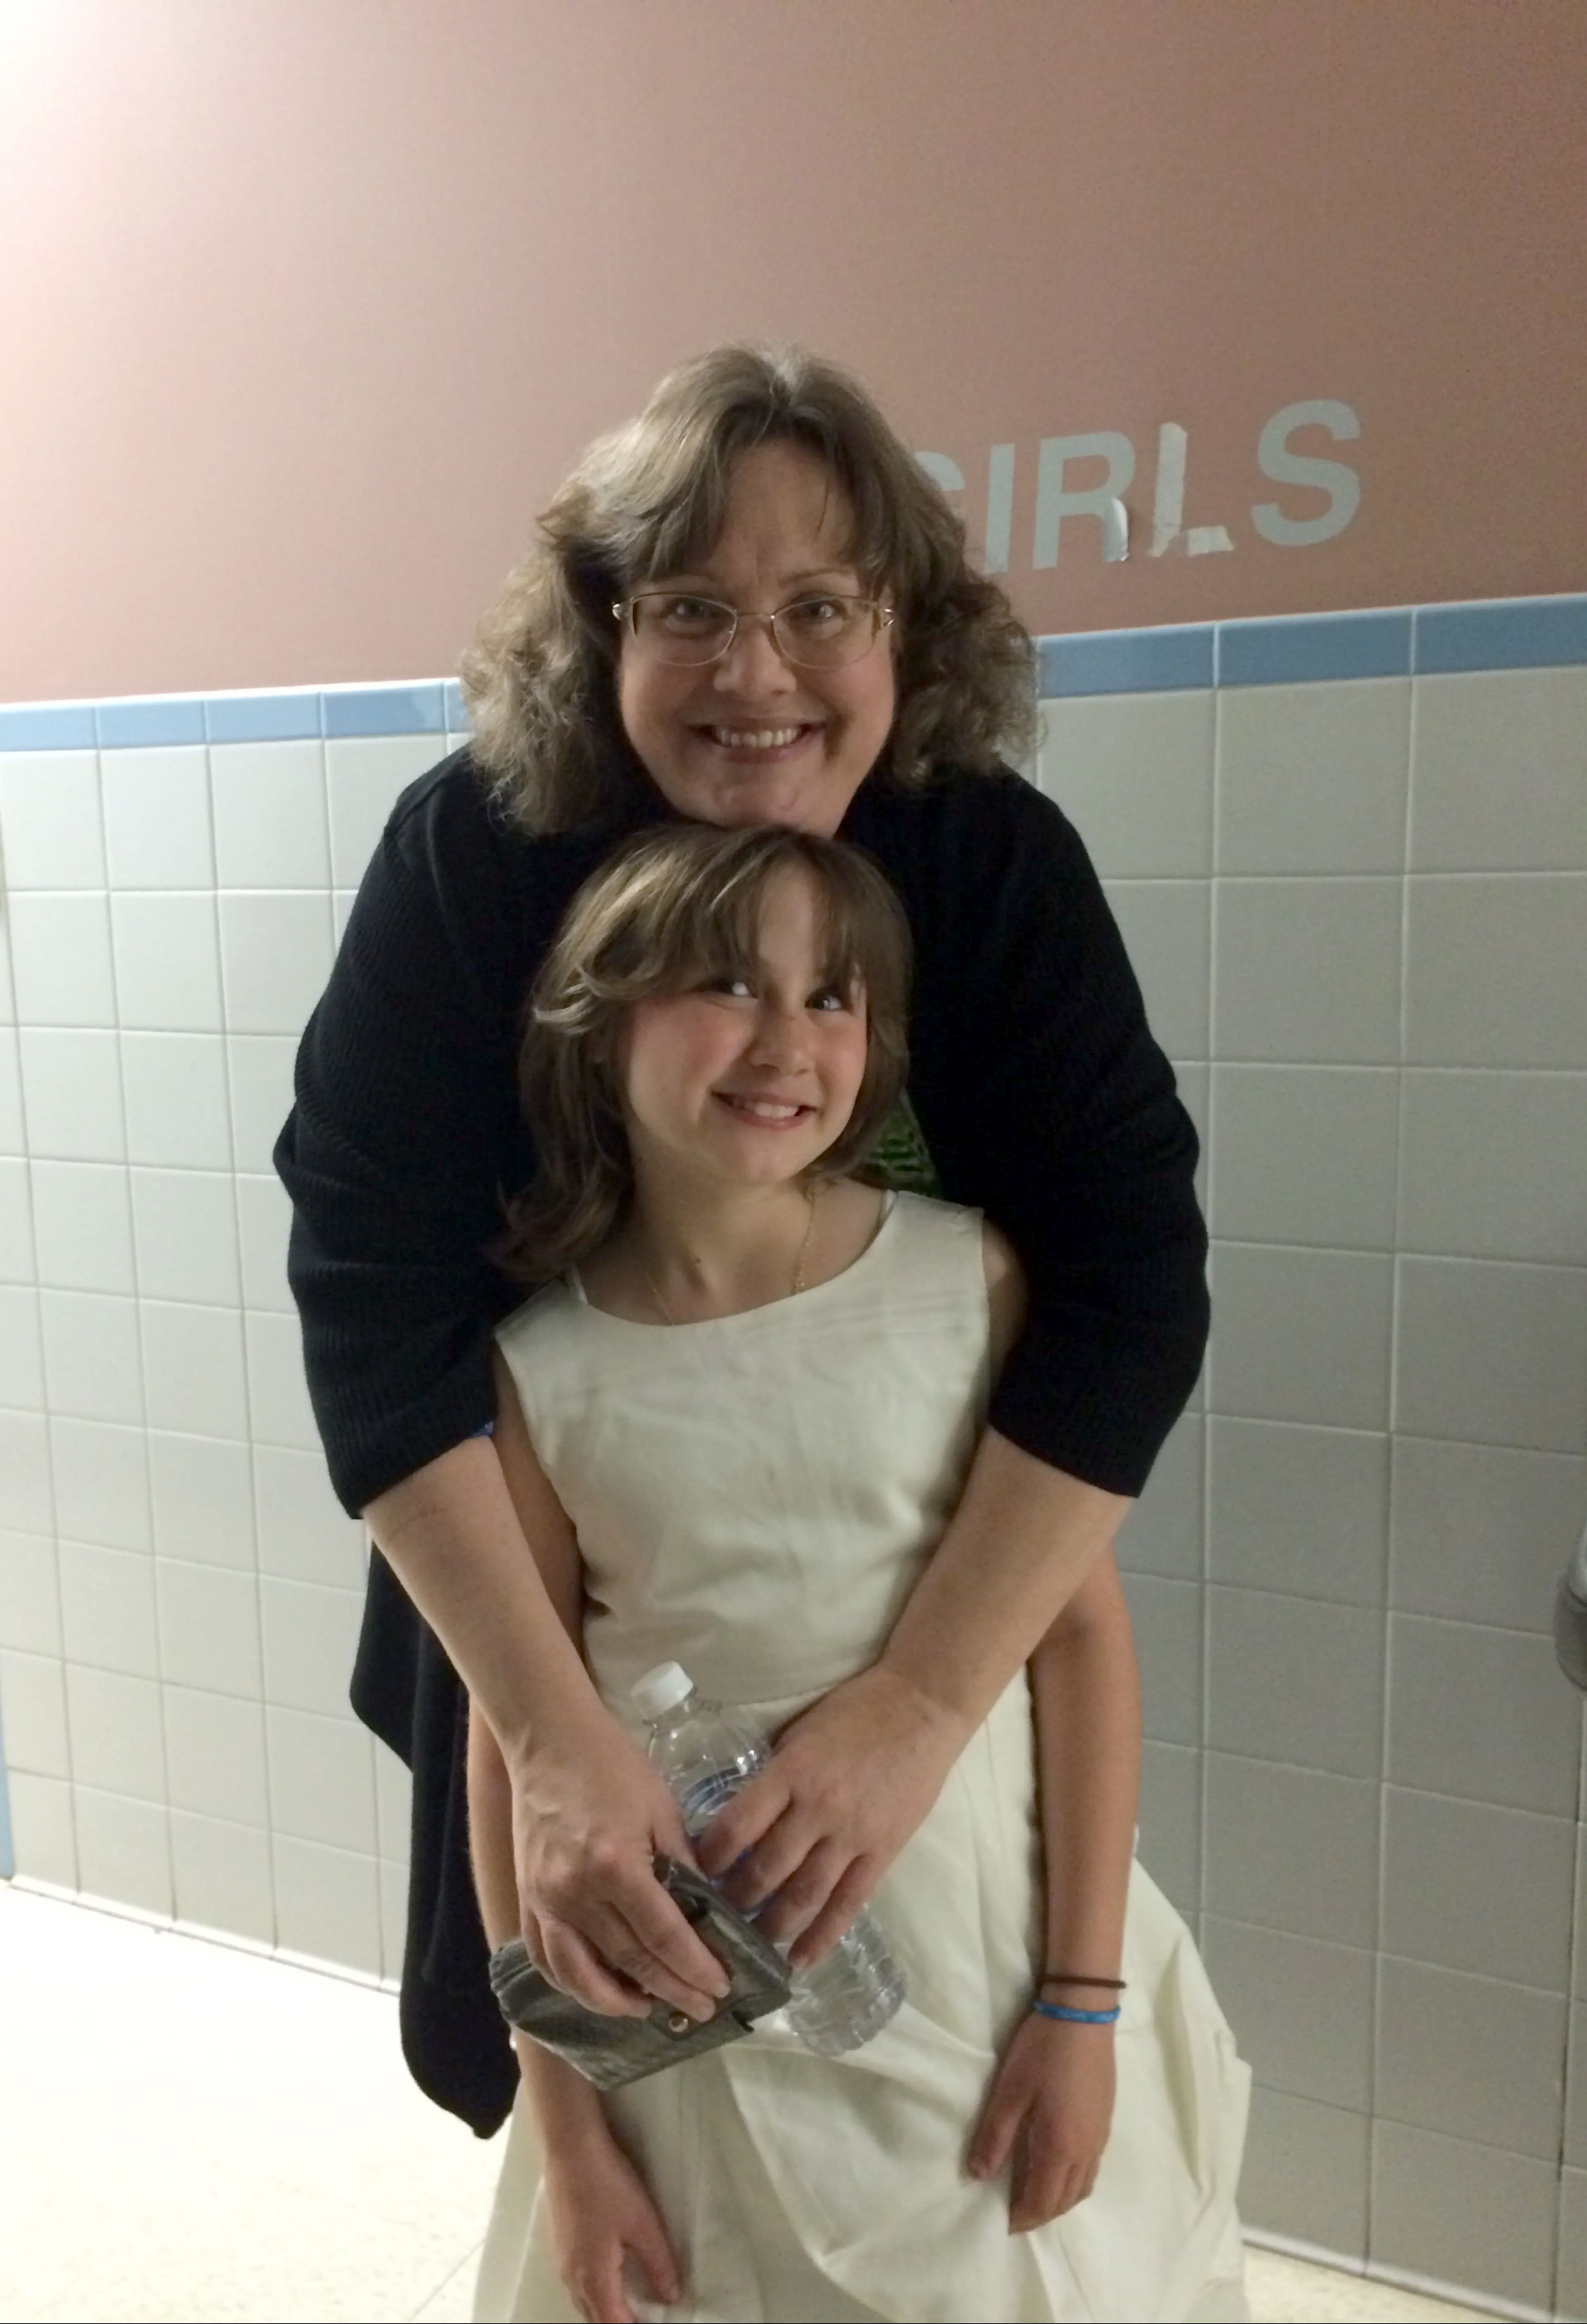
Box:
[542,2128,683,2324]
[967,2011,1118,2232]
[695,1663,969,1967]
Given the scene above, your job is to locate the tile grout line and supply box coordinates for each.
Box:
[10,905,76,1885]
[103,734,176,1924]
[211,730,282,1955]
[1368,621,1420,2270]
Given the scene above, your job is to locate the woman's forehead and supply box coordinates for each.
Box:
[651,441,864,587]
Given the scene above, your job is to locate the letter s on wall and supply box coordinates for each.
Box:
[1251,400,1361,547]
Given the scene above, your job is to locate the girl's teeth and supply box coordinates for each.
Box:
[710,727,803,749]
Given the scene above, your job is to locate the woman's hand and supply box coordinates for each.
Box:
[693,1663,970,1967]
[967,2013,1117,2231]
[511,1706,731,2023]
[542,2122,684,2324]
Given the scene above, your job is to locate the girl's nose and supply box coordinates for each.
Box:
[746,1001,808,1066]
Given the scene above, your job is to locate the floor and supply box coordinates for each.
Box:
[0,1882,1498,2324]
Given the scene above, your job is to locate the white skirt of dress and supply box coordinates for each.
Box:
[473,1676,1250,2324]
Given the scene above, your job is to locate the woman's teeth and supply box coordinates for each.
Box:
[707,726,805,749]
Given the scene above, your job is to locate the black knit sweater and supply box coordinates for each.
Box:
[275,749,1208,2132]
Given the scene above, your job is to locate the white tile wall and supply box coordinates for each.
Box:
[111,893,224,1032]
[0,1030,24,1152]
[0,1527,62,1654]
[10,894,116,1025]
[0,1410,55,1534]
[210,742,329,889]
[0,1284,45,1408]
[130,1168,242,1304]
[1038,645,1587,2309]
[59,1541,159,1677]
[51,1416,152,1551]
[217,893,334,1035]
[121,1033,232,1168]
[18,1028,125,1159]
[31,1160,136,1293]
[102,748,213,889]
[0,1155,33,1279]
[0,755,107,887]
[147,1430,255,1568]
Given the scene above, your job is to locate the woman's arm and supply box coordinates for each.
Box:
[702,1231,1132,1960]
[468,1703,685,2324]
[367,1360,729,2023]
[706,1430,1129,1960]
[465,1699,610,2138]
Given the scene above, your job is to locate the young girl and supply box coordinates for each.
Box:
[466,824,1249,2324]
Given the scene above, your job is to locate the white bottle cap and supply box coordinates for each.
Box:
[631,1660,695,1722]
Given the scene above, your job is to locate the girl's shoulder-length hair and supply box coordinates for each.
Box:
[460,343,1038,834]
[493,822,913,1288]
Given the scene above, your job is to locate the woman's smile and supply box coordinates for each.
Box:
[690,720,826,764]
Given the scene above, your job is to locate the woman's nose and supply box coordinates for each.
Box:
[712,616,797,695]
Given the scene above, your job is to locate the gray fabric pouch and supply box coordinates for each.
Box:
[486,1854,793,2090]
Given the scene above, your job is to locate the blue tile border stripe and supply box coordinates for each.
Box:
[1038,624,1214,697]
[1413,596,1587,676]
[205,692,322,744]
[0,703,98,751]
[321,683,446,737]
[1218,609,1412,687]
[95,697,207,748]
[2,593,1584,744]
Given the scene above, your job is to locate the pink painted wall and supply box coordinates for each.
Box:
[2,0,1583,701]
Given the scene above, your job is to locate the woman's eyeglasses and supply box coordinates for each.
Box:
[613,592,894,671]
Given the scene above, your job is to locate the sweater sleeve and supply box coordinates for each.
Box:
[274,762,534,1515]
[910,776,1208,1499]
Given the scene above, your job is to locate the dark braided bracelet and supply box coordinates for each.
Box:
[1039,1971,1127,1991]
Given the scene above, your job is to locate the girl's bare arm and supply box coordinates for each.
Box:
[1029,1547,1140,1986]
[964,1546,1139,2228]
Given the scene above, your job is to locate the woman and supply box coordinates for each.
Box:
[276,344,1208,2136]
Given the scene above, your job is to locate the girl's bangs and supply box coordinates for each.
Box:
[682,854,881,1006]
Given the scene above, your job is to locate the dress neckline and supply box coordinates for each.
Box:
[568,1190,902,1331]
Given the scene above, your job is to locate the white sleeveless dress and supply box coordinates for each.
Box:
[478,1193,1250,2324]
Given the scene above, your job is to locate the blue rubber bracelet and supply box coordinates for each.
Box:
[1030,1998,1121,2025]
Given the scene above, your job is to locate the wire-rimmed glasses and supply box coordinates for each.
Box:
[612,591,894,670]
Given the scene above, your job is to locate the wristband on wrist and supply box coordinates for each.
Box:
[1031,1997,1121,2026]
[1039,1971,1126,1991]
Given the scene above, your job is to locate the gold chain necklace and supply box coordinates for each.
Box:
[643,1182,819,1326]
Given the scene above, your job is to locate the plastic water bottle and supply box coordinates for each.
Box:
[631,1660,905,2054]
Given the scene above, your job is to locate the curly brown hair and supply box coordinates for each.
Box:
[493,823,912,1287]
[460,344,1037,833]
